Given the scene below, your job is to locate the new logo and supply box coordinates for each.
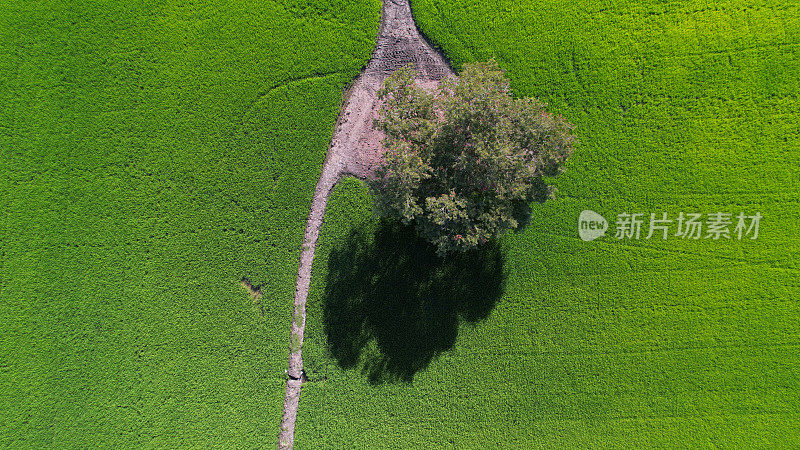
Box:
[578,210,608,241]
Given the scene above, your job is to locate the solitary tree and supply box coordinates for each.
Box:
[370,60,577,255]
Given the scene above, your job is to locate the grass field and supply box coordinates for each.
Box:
[296,0,800,447]
[0,0,380,446]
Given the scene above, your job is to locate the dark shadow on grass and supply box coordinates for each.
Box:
[322,220,506,384]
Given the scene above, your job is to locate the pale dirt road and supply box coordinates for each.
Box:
[278,1,453,448]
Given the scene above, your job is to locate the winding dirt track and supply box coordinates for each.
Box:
[277,0,453,448]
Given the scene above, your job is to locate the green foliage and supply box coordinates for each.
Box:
[0,0,380,446]
[297,0,800,447]
[289,332,303,353]
[371,61,576,254]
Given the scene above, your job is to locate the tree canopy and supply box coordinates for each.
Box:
[370,60,577,254]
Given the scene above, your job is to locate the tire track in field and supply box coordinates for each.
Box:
[277,1,453,448]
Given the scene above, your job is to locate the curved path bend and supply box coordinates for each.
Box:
[278,0,453,448]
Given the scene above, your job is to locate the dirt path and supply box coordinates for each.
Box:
[277,0,453,448]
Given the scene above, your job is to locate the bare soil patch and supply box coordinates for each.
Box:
[240,277,262,301]
[240,277,264,316]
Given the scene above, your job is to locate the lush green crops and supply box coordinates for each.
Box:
[297,0,800,447]
[0,0,379,446]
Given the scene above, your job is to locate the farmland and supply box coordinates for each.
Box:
[0,0,380,446]
[295,0,800,447]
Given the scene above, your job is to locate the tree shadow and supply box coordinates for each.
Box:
[322,220,507,384]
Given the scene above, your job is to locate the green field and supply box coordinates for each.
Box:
[296,0,800,447]
[0,0,380,446]
[2,0,799,447]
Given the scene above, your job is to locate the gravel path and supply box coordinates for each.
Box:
[277,1,452,448]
